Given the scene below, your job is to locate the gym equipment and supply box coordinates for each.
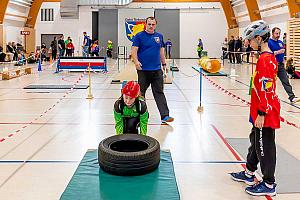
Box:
[60,150,180,200]
[198,57,221,73]
[57,57,107,72]
[98,134,160,176]
[192,66,227,76]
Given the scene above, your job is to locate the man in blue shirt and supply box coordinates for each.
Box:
[268,27,299,103]
[165,38,172,59]
[82,32,90,57]
[131,16,174,124]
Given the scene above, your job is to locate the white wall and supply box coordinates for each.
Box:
[180,9,227,58]
[118,9,154,56]
[3,4,29,46]
[36,2,227,58]
[36,2,92,55]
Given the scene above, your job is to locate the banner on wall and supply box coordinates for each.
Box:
[125,18,146,42]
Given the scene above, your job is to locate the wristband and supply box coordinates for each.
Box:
[257,110,266,116]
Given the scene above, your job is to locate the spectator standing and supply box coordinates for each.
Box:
[234,36,242,64]
[58,35,65,57]
[41,42,47,61]
[107,40,113,58]
[228,36,235,63]
[66,39,74,57]
[165,38,172,59]
[268,27,299,103]
[91,40,100,57]
[197,38,203,58]
[245,39,253,63]
[222,37,228,59]
[50,37,58,61]
[82,32,90,57]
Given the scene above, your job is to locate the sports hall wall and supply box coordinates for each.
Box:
[33,1,289,58]
[35,2,227,58]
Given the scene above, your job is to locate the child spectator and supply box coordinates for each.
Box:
[66,39,74,57]
[91,40,100,57]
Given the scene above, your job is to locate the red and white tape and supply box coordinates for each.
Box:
[0,70,87,143]
[201,73,300,129]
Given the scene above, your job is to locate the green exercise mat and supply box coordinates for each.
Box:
[60,150,180,200]
[192,66,227,76]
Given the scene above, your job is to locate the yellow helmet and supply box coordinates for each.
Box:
[108,40,112,44]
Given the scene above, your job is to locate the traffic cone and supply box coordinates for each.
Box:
[38,59,42,71]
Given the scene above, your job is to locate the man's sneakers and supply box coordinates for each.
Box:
[229,171,256,186]
[245,181,277,197]
[161,116,174,125]
[291,97,300,104]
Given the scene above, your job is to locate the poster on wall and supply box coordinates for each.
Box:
[125,18,146,42]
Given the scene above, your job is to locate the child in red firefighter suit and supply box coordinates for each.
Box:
[230,20,280,197]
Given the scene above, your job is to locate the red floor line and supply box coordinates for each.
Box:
[210,124,273,200]
[211,124,242,161]
[206,103,248,108]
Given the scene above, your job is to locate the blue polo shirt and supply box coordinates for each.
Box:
[84,35,90,47]
[132,31,165,71]
[268,38,285,63]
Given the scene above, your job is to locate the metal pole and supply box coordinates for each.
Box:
[117,46,120,72]
[222,50,225,66]
[248,51,254,95]
[87,63,94,99]
[197,67,204,112]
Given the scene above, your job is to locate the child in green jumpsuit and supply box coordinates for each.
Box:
[114,81,149,135]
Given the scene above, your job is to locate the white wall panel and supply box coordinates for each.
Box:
[36,3,92,55]
[180,9,227,58]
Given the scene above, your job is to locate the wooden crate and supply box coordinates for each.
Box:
[1,67,32,80]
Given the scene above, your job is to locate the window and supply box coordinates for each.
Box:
[41,8,54,21]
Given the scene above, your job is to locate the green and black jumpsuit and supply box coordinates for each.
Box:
[114,97,149,135]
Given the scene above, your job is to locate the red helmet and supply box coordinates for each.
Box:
[122,81,140,98]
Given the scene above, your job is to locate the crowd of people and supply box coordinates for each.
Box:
[222,36,253,64]
[44,33,114,61]
[0,42,25,63]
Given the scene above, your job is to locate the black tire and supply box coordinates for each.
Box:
[98,134,160,176]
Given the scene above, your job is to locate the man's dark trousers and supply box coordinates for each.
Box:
[137,70,169,120]
[277,62,295,101]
